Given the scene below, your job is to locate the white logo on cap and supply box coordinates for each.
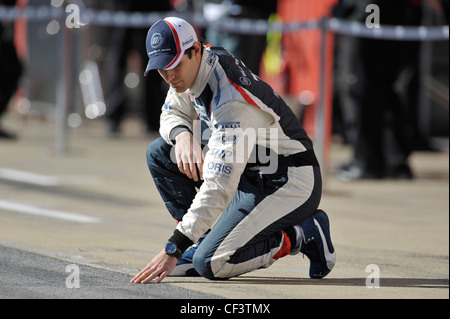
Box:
[151,33,164,48]
[182,36,194,47]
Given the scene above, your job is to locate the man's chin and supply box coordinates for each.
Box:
[172,86,187,93]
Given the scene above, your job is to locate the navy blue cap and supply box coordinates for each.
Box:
[145,17,198,75]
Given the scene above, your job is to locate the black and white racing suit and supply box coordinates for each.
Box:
[147,45,322,279]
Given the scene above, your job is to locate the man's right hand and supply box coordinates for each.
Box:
[174,131,204,182]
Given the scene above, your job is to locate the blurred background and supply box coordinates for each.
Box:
[1,0,449,178]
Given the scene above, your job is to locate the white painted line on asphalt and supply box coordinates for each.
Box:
[0,200,101,223]
[0,168,101,187]
[0,168,59,186]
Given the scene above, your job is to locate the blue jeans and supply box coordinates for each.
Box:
[147,137,322,279]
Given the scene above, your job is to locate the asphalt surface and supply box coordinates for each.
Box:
[0,244,218,299]
[0,115,448,300]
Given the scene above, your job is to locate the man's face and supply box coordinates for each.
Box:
[158,42,201,93]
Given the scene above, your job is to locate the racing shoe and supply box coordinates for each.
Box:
[299,210,336,279]
[169,234,206,277]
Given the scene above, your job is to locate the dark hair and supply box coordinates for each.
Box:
[184,41,205,59]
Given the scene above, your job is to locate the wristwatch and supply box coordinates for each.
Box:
[164,242,182,259]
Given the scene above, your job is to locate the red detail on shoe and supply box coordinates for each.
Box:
[273,231,291,260]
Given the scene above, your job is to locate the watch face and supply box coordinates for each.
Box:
[165,242,177,255]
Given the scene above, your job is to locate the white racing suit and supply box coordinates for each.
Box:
[147,45,322,279]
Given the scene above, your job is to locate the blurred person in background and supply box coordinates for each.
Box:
[100,0,171,136]
[259,0,337,148]
[203,0,277,76]
[335,0,445,181]
[0,0,23,140]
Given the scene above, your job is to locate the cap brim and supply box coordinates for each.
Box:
[144,51,185,76]
[144,54,172,76]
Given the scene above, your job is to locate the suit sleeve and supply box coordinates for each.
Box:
[159,89,197,146]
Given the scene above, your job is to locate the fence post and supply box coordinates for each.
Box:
[55,17,71,155]
[315,16,330,176]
